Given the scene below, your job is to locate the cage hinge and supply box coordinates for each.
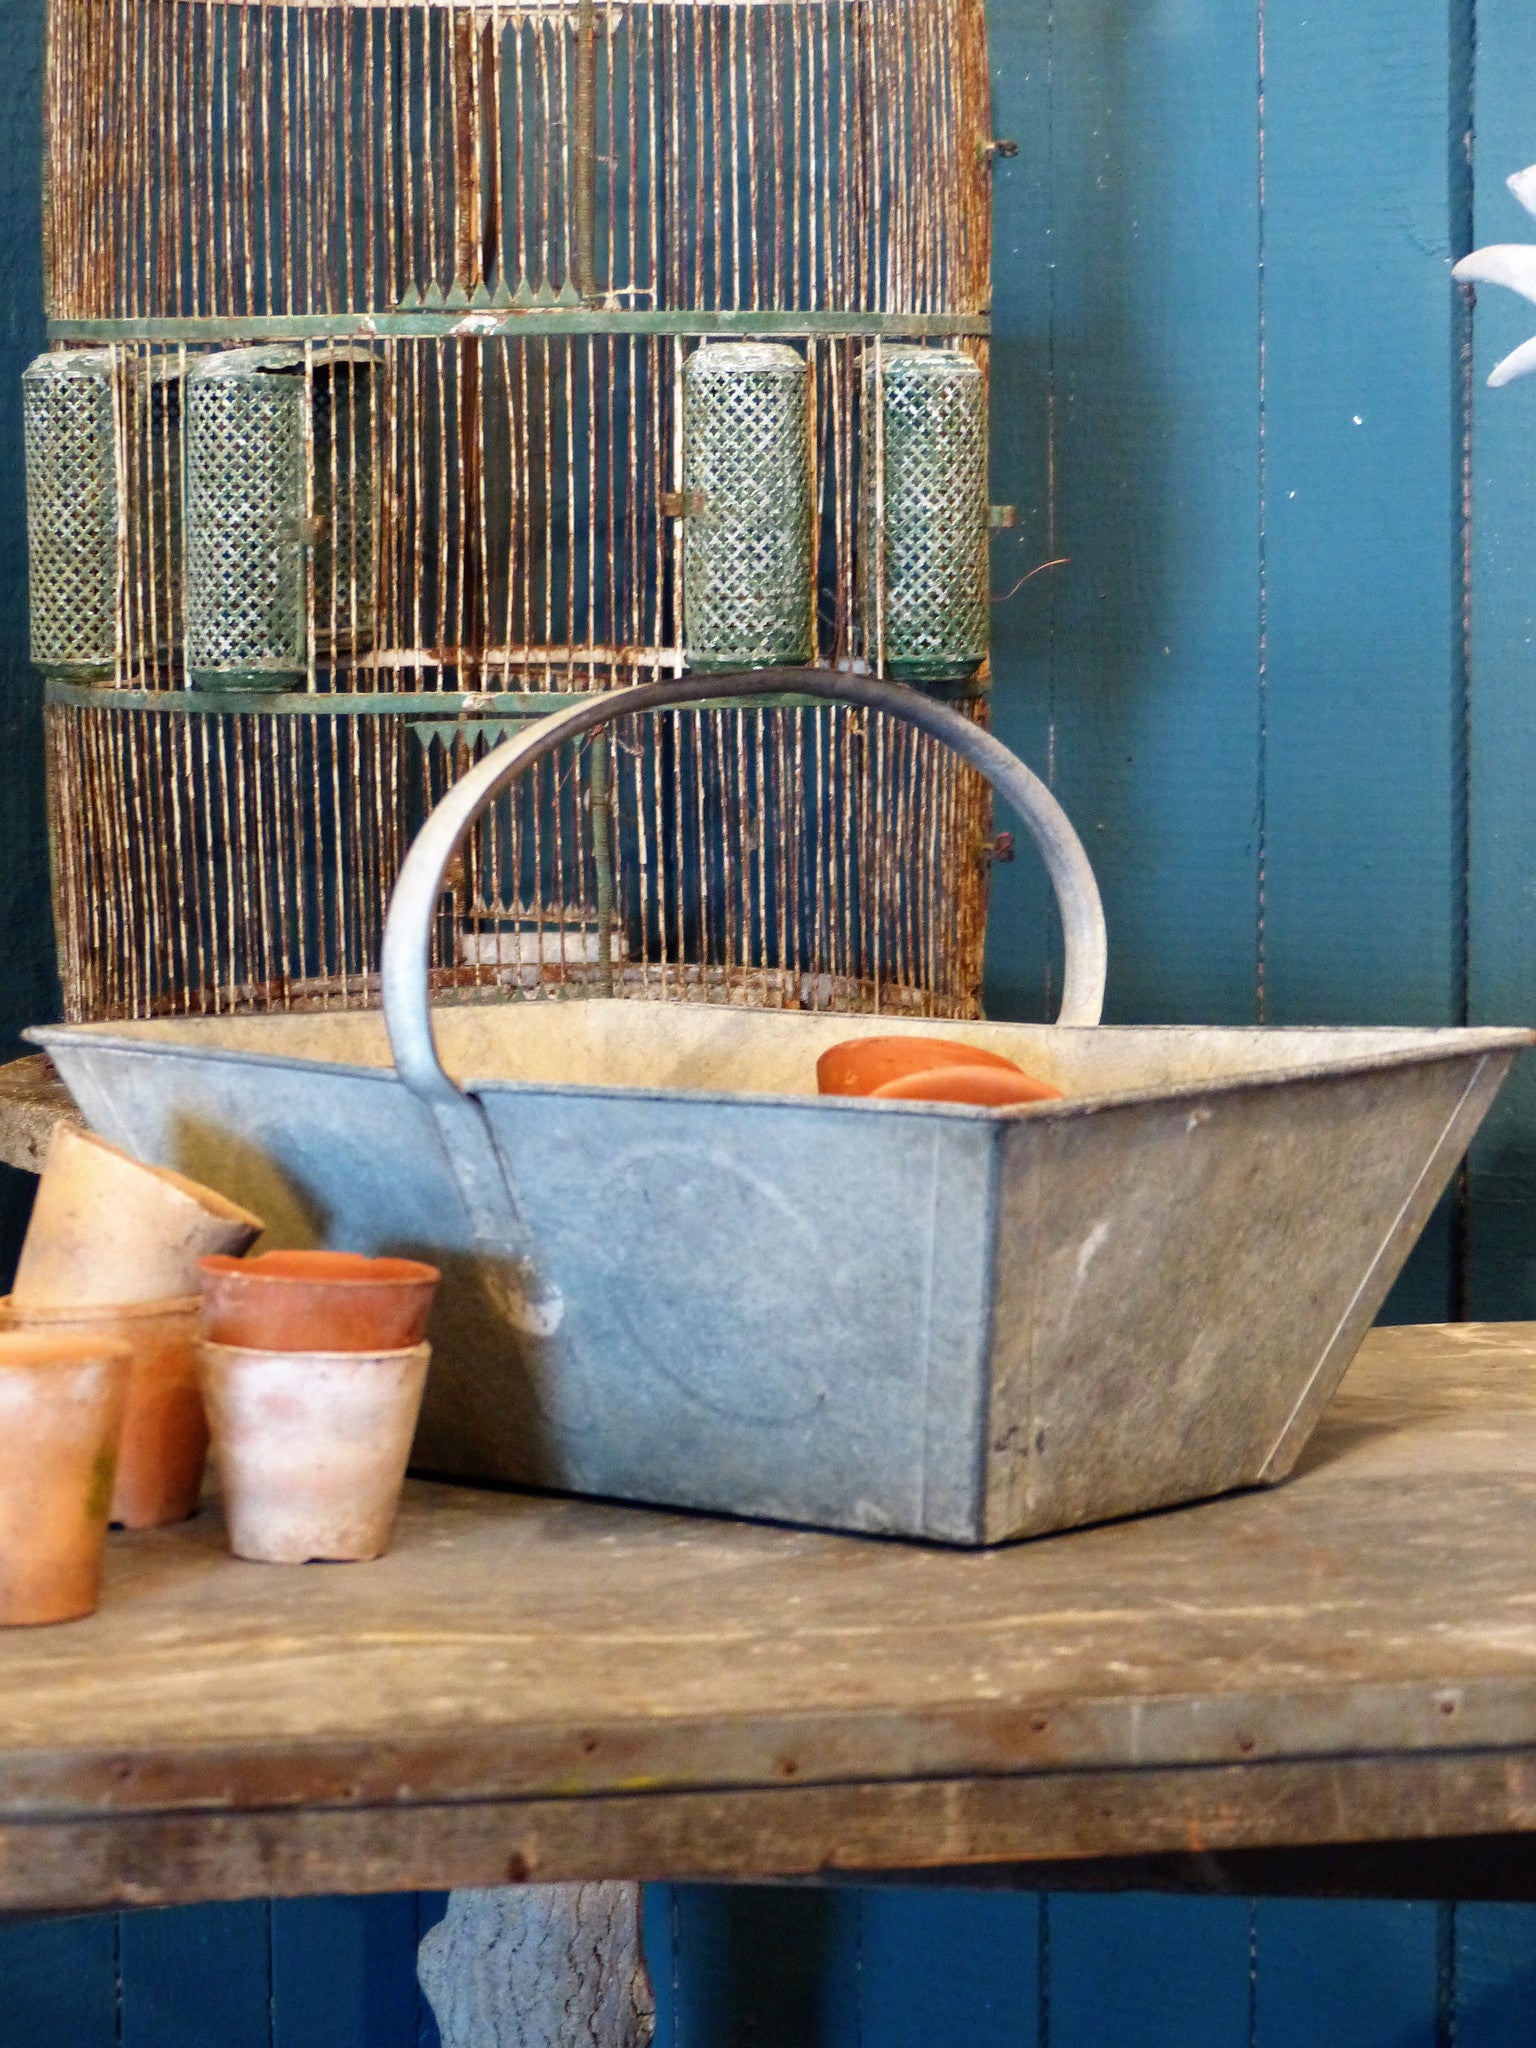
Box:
[986,832,1016,864]
[977,138,1019,165]
[660,488,706,519]
[989,504,1018,529]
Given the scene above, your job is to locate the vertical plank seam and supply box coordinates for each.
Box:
[415,1891,432,2048]
[113,1908,123,2048]
[1043,0,1057,1020]
[670,1881,682,2048]
[1037,1891,1050,2048]
[1247,1897,1258,2048]
[1450,0,1477,1319]
[854,1886,865,2048]
[1254,0,1268,1027]
[416,1891,426,2048]
[1436,1898,1457,2048]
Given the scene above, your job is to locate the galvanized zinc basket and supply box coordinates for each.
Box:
[34,672,1530,1546]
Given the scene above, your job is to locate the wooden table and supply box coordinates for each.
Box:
[5,1321,1536,1915]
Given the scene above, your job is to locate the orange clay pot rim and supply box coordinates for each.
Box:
[841,1094,1061,1116]
[198,1254,439,1288]
[199,1338,432,1365]
[0,1291,201,1322]
[0,1329,131,1368]
[871,1066,1062,1102]
[819,1034,1023,1061]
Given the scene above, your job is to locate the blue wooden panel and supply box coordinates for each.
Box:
[1455,1906,1536,2047]
[0,1912,117,2048]
[119,1901,270,2048]
[0,0,59,1069]
[660,1884,859,2048]
[0,0,55,1293]
[1253,1898,1441,2048]
[986,0,1262,1032]
[416,1893,449,2048]
[1262,0,1469,1323]
[859,1888,1039,2048]
[643,1884,676,2048]
[1263,0,1464,1026]
[1044,1893,1251,2048]
[1464,0,1536,1321]
[272,1895,421,2048]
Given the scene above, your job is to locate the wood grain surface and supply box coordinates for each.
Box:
[0,1322,1533,1911]
[0,1051,79,1172]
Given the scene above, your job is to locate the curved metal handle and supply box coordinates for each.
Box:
[383,669,1107,1105]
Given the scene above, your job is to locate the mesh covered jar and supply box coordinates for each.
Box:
[184,348,380,686]
[682,342,813,673]
[23,349,119,679]
[861,345,989,686]
[185,347,308,691]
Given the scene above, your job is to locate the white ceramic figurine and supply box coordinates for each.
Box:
[1455,165,1536,386]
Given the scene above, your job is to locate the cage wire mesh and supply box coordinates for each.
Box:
[39,0,1001,1025]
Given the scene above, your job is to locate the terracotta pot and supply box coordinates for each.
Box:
[0,1330,129,1624]
[872,1064,1064,1108]
[198,1250,440,1354]
[0,1294,205,1529]
[199,1340,431,1563]
[816,1034,1030,1098]
[14,1124,263,1309]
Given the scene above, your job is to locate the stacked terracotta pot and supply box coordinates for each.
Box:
[816,1036,1063,1107]
[0,1125,261,1622]
[0,1125,441,1624]
[198,1251,438,1565]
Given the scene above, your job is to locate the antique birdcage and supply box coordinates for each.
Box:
[35,0,1006,1025]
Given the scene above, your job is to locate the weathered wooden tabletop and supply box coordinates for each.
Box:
[4,1320,1536,1913]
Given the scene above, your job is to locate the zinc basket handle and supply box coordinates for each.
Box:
[383,669,1108,1106]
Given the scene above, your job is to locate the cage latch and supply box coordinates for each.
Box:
[661,489,706,520]
[989,504,1018,529]
[977,138,1019,165]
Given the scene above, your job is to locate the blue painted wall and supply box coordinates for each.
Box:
[8,0,1536,2040]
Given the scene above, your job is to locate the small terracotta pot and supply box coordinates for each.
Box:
[15,1124,263,1309]
[0,1295,205,1529]
[198,1250,440,1354]
[872,1064,1064,1108]
[0,1330,129,1625]
[817,1034,1030,1098]
[199,1340,431,1563]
